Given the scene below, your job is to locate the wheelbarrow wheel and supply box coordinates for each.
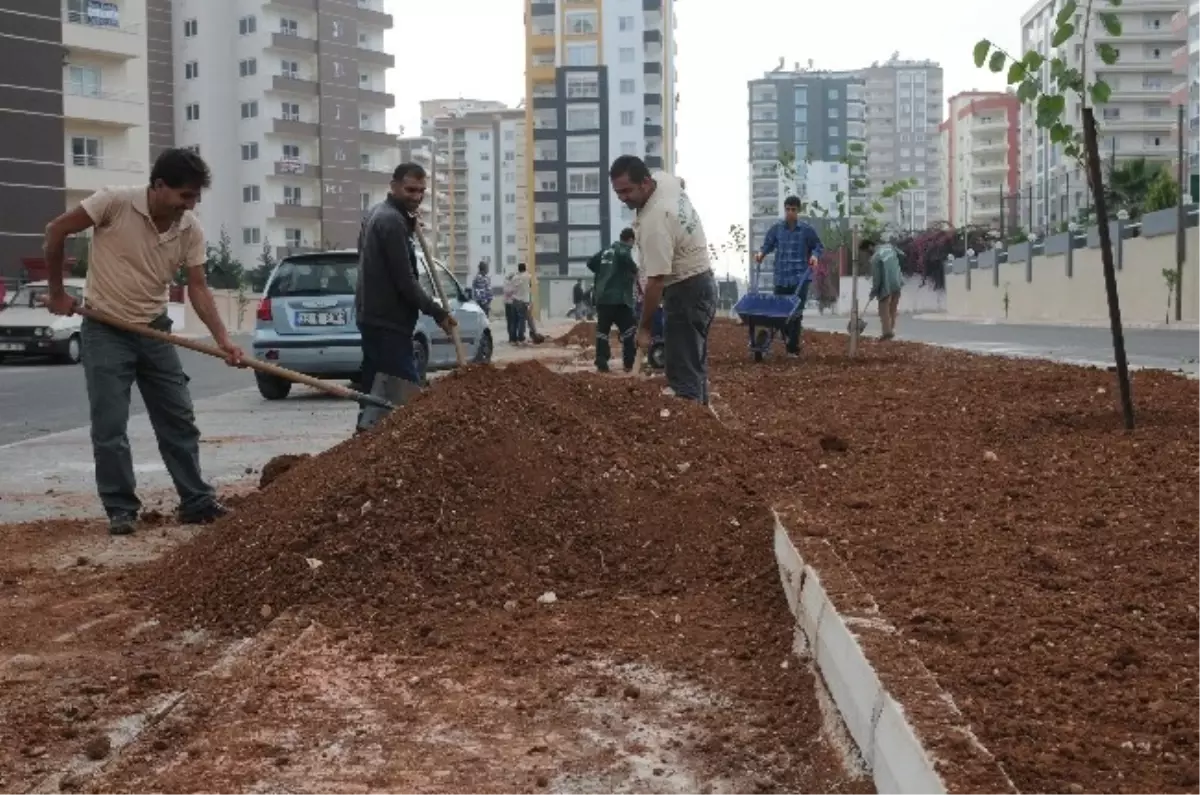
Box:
[648,341,665,370]
[752,329,770,363]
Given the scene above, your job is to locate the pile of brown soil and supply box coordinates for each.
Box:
[258,454,310,489]
[141,361,775,638]
[554,321,594,346]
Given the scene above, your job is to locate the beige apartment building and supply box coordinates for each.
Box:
[938,91,1021,229]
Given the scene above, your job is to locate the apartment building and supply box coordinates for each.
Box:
[429,107,529,284]
[397,134,436,246]
[860,56,945,230]
[747,65,866,252]
[1171,0,1199,196]
[419,98,507,135]
[1020,0,1186,230]
[171,0,396,265]
[938,91,1020,229]
[1,0,164,278]
[524,0,678,311]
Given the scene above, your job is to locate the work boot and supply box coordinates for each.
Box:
[594,334,611,373]
[179,500,228,526]
[356,374,421,433]
[108,511,138,536]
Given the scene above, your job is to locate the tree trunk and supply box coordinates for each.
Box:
[1082,107,1135,430]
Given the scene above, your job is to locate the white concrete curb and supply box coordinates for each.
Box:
[773,512,946,794]
[913,313,1200,332]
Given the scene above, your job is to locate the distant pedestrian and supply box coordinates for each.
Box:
[503,272,517,343]
[509,262,532,343]
[572,280,586,319]
[472,260,492,318]
[40,147,244,535]
[609,155,717,404]
[755,195,824,356]
[586,228,639,373]
[860,238,903,340]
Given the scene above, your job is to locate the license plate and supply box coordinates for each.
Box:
[294,310,347,327]
[0,342,24,352]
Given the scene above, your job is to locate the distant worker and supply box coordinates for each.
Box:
[503,270,518,343]
[609,155,717,404]
[860,238,904,340]
[586,227,639,373]
[509,262,532,344]
[755,195,824,356]
[40,148,244,535]
[355,162,457,432]
[472,260,492,318]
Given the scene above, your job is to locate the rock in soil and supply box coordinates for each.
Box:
[83,734,111,760]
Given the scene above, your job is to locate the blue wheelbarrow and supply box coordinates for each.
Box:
[634,300,666,369]
[733,277,805,363]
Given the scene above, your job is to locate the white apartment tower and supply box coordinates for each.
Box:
[171,0,397,266]
[1020,0,1187,230]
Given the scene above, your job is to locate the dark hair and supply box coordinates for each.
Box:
[783,196,802,210]
[150,147,211,190]
[609,155,650,183]
[619,227,635,242]
[859,238,877,251]
[517,262,527,272]
[392,162,427,182]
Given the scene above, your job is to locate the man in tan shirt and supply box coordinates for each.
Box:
[610,156,717,404]
[42,148,243,535]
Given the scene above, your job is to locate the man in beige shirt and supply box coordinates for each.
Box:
[42,148,243,535]
[610,156,717,404]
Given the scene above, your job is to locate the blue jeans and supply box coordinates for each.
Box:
[512,300,529,341]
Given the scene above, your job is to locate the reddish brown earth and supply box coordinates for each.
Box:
[555,321,595,346]
[704,326,1200,794]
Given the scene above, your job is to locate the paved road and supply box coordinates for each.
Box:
[0,334,256,447]
[804,314,1200,375]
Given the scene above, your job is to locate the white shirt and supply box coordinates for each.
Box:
[633,171,712,286]
[507,271,532,303]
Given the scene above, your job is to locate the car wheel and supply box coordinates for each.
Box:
[474,330,494,364]
[414,336,430,385]
[57,334,82,365]
[256,372,292,401]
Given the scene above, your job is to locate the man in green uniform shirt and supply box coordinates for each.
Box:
[586,227,639,373]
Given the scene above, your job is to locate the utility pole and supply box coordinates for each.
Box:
[1176,103,1186,322]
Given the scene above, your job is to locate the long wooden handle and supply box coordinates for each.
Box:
[75,306,387,407]
[412,225,468,368]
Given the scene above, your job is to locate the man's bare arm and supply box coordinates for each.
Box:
[43,207,95,295]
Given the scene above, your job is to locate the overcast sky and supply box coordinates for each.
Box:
[384,0,1020,274]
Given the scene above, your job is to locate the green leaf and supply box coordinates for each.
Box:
[1024,50,1046,72]
[1055,0,1077,27]
[1051,22,1075,47]
[1097,11,1121,36]
[871,201,885,214]
[1007,61,1027,84]
[1090,80,1112,104]
[848,142,865,153]
[1096,42,1120,65]
[988,51,1007,73]
[1035,94,1066,127]
[973,39,992,68]
[1049,122,1072,143]
[1107,0,1121,7]
[1017,80,1040,102]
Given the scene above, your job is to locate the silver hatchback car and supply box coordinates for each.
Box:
[251,249,492,400]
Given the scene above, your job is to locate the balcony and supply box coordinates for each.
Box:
[66,156,144,193]
[269,31,317,53]
[274,202,321,221]
[359,128,397,147]
[1097,113,1177,130]
[359,87,395,107]
[354,1,393,28]
[971,159,1008,176]
[358,46,395,68]
[970,118,1009,134]
[359,167,393,185]
[272,117,319,137]
[644,62,662,75]
[274,159,321,178]
[272,74,318,96]
[1109,84,1175,100]
[63,85,142,127]
[973,139,1007,153]
[62,10,140,59]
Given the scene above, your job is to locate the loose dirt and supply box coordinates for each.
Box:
[555,321,594,346]
[705,325,1199,794]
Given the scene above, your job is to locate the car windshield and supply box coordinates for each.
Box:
[10,285,83,309]
[267,258,358,298]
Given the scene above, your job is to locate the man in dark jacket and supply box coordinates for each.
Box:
[586,228,639,372]
[355,162,456,432]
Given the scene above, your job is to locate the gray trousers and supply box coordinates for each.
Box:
[661,270,718,404]
[81,315,215,518]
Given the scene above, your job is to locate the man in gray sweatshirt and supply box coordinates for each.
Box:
[355,162,456,431]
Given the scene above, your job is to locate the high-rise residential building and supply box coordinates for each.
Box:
[420,98,508,135]
[747,65,866,252]
[1019,0,1186,231]
[170,0,396,265]
[0,0,164,279]
[1170,0,1199,196]
[429,107,528,284]
[861,56,945,231]
[938,91,1020,229]
[523,0,678,312]
[397,134,437,248]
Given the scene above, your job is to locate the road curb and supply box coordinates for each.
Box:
[772,510,1015,794]
[913,313,1200,332]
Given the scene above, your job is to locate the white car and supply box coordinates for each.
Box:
[0,279,85,364]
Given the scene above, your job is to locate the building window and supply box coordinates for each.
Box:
[241,142,259,161]
[828,107,840,119]
[185,103,200,121]
[828,88,839,100]
[794,86,808,106]
[243,227,261,245]
[66,65,101,97]
[184,61,199,80]
[238,15,256,35]
[361,192,371,211]
[620,141,638,154]
[568,230,601,257]
[566,42,598,66]
[564,10,597,33]
[239,58,257,77]
[183,18,197,37]
[240,101,258,119]
[285,228,302,247]
[481,214,492,223]
[568,199,600,225]
[281,102,299,121]
[279,17,297,35]
[281,143,299,160]
[567,168,601,194]
[619,78,635,94]
[481,193,492,202]
[242,185,260,203]
[624,110,642,126]
[619,15,634,30]
[828,125,838,137]
[565,135,600,162]
[481,172,491,181]
[280,59,298,78]
[360,153,371,169]
[284,186,302,205]
[566,105,601,130]
[565,71,600,98]
[619,47,635,63]
[70,136,101,167]
[506,193,516,203]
